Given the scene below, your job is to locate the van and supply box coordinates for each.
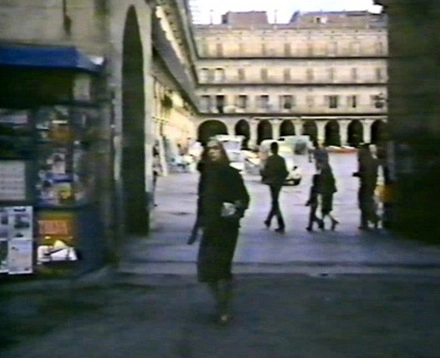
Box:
[215,135,245,172]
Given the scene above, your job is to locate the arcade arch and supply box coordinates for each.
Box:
[280,120,295,136]
[324,120,341,146]
[371,120,387,144]
[197,119,228,144]
[302,119,317,144]
[234,119,250,148]
[348,120,364,147]
[257,120,273,144]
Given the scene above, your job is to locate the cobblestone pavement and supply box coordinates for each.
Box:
[1,274,440,358]
[2,153,440,358]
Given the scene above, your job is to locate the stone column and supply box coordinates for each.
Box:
[362,119,374,143]
[249,118,259,149]
[272,118,281,140]
[338,119,351,146]
[316,120,327,144]
[226,121,235,136]
[293,118,303,135]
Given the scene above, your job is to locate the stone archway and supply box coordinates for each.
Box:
[257,120,273,144]
[280,120,295,137]
[235,119,250,149]
[302,119,317,144]
[122,6,147,235]
[325,120,341,146]
[371,120,387,145]
[197,120,228,144]
[347,120,364,147]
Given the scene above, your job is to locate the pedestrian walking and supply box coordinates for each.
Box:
[313,141,329,168]
[353,143,380,230]
[306,140,314,163]
[188,138,250,325]
[152,147,162,207]
[261,141,289,233]
[317,161,339,230]
[305,173,324,231]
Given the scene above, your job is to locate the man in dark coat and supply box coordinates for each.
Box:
[313,141,329,168]
[189,139,250,324]
[353,143,380,229]
[262,141,289,233]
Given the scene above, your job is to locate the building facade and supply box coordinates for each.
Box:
[193,10,388,148]
[0,0,199,274]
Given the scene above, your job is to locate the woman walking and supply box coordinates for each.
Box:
[317,161,339,230]
[189,139,250,324]
[305,173,324,231]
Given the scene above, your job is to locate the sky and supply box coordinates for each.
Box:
[189,0,382,24]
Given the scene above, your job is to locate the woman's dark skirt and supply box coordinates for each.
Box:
[321,193,334,214]
[197,225,239,283]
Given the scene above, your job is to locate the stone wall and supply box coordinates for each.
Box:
[379,0,440,242]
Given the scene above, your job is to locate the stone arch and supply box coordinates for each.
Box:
[325,120,341,146]
[197,120,228,144]
[347,119,364,147]
[280,120,295,136]
[371,120,387,145]
[234,119,250,149]
[302,119,317,144]
[257,120,273,145]
[122,6,147,235]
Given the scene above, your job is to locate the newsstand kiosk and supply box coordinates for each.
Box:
[0,44,105,277]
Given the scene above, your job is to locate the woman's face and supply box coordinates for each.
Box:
[206,140,222,162]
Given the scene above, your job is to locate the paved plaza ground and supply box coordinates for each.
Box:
[1,153,440,358]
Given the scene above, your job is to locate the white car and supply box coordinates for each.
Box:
[286,165,302,186]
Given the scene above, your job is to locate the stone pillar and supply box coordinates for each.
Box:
[226,121,235,136]
[249,118,259,149]
[316,120,327,144]
[362,119,374,143]
[272,118,281,139]
[293,118,303,136]
[338,119,351,146]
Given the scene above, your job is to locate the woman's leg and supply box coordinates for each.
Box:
[217,279,233,324]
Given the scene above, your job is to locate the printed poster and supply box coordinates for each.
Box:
[0,206,34,275]
[8,238,33,275]
[0,240,8,273]
[0,161,27,201]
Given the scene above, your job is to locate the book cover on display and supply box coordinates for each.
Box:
[37,210,78,264]
[0,109,32,158]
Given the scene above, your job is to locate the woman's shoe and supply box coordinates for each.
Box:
[318,219,325,230]
[264,220,270,228]
[306,226,313,232]
[331,219,339,231]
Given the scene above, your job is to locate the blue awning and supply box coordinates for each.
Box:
[0,44,102,73]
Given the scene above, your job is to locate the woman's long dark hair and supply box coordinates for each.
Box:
[200,139,230,168]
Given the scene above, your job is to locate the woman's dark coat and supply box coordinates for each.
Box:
[196,162,250,283]
[318,163,337,214]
